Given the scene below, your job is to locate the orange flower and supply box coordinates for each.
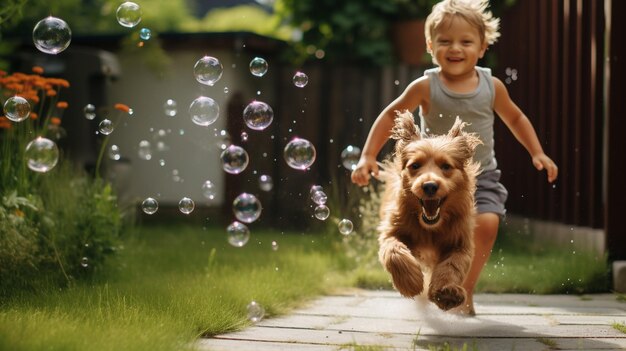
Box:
[0,116,12,129]
[50,117,61,125]
[56,101,68,109]
[46,89,57,97]
[114,103,131,113]
[14,209,25,218]
[30,113,38,120]
[32,66,44,74]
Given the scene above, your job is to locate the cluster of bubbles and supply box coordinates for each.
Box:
[310,185,330,221]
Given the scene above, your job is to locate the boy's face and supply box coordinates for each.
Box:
[427,15,488,76]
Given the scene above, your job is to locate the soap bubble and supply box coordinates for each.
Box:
[341,145,361,170]
[220,145,249,174]
[311,190,327,205]
[271,241,279,251]
[25,137,59,173]
[139,27,151,40]
[293,71,308,88]
[189,96,219,126]
[338,219,354,235]
[98,119,114,135]
[179,197,195,214]
[215,129,231,150]
[258,174,273,191]
[202,180,216,200]
[233,193,262,223]
[246,301,265,322]
[284,137,316,170]
[84,104,96,120]
[116,1,142,28]
[141,197,158,214]
[310,184,324,195]
[240,131,248,142]
[3,96,31,122]
[163,99,177,116]
[314,205,330,220]
[227,221,250,247]
[194,56,223,86]
[249,57,268,77]
[32,16,72,55]
[243,100,273,131]
[109,144,121,160]
[137,140,152,160]
[80,257,89,268]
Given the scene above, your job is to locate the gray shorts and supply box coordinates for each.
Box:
[476,169,508,218]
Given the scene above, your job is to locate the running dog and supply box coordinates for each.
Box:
[378,110,481,311]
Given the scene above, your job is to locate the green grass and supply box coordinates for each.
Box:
[0,224,347,351]
[612,322,626,334]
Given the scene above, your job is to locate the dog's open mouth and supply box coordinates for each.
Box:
[419,198,444,225]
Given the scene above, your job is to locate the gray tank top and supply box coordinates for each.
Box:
[419,66,497,172]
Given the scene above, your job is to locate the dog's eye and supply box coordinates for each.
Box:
[440,163,452,171]
[408,162,421,170]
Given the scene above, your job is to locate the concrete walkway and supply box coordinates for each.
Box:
[198,289,626,351]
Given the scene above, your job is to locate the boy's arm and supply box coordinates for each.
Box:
[492,77,558,182]
[351,77,428,186]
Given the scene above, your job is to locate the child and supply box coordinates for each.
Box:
[351,0,558,315]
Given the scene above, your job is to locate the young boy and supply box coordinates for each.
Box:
[351,0,558,315]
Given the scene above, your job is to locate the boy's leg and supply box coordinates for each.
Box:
[457,212,500,315]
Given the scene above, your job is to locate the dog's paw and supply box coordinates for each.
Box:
[428,285,466,311]
[392,271,424,298]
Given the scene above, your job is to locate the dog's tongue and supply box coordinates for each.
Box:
[422,199,440,217]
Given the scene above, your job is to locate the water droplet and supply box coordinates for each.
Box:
[178,197,195,214]
[227,221,250,247]
[163,99,177,117]
[220,145,249,174]
[194,56,223,86]
[3,96,31,122]
[293,71,308,88]
[32,16,72,54]
[338,219,353,235]
[283,137,316,170]
[258,174,273,191]
[189,96,219,126]
[25,137,59,172]
[141,197,158,214]
[340,145,361,171]
[243,100,274,131]
[233,193,262,223]
[116,1,142,28]
[314,205,330,220]
[249,57,268,77]
[98,119,114,135]
[247,301,265,322]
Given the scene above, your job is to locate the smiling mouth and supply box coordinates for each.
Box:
[419,198,444,225]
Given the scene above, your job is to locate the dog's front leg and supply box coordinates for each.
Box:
[428,250,472,310]
[378,235,424,297]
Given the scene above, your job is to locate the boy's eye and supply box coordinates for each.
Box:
[409,162,421,170]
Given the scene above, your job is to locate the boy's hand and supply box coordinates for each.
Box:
[351,156,378,186]
[532,154,558,183]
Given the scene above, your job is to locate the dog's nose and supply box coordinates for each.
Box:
[422,181,438,196]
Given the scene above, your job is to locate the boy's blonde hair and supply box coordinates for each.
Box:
[425,0,501,46]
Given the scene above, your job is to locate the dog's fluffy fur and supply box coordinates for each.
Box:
[378,110,481,311]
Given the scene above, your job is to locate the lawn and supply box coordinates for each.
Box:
[0,224,346,351]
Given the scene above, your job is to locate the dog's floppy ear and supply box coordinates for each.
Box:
[391,110,420,151]
[448,117,482,158]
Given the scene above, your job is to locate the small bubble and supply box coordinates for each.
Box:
[271,241,279,251]
[141,197,158,214]
[293,71,308,88]
[338,219,353,235]
[247,301,265,323]
[116,2,142,28]
[80,257,89,268]
[139,27,151,40]
[178,197,195,214]
[249,57,268,77]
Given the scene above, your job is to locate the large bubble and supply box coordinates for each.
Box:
[25,137,59,173]
[249,57,268,77]
[3,96,31,122]
[220,145,249,174]
[194,56,223,86]
[141,197,158,214]
[116,2,142,28]
[284,137,316,170]
[189,96,219,126]
[233,192,262,223]
[341,145,361,170]
[227,221,250,247]
[243,100,273,131]
[98,119,114,135]
[32,16,72,55]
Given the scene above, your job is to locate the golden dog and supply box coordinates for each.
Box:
[378,110,481,311]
